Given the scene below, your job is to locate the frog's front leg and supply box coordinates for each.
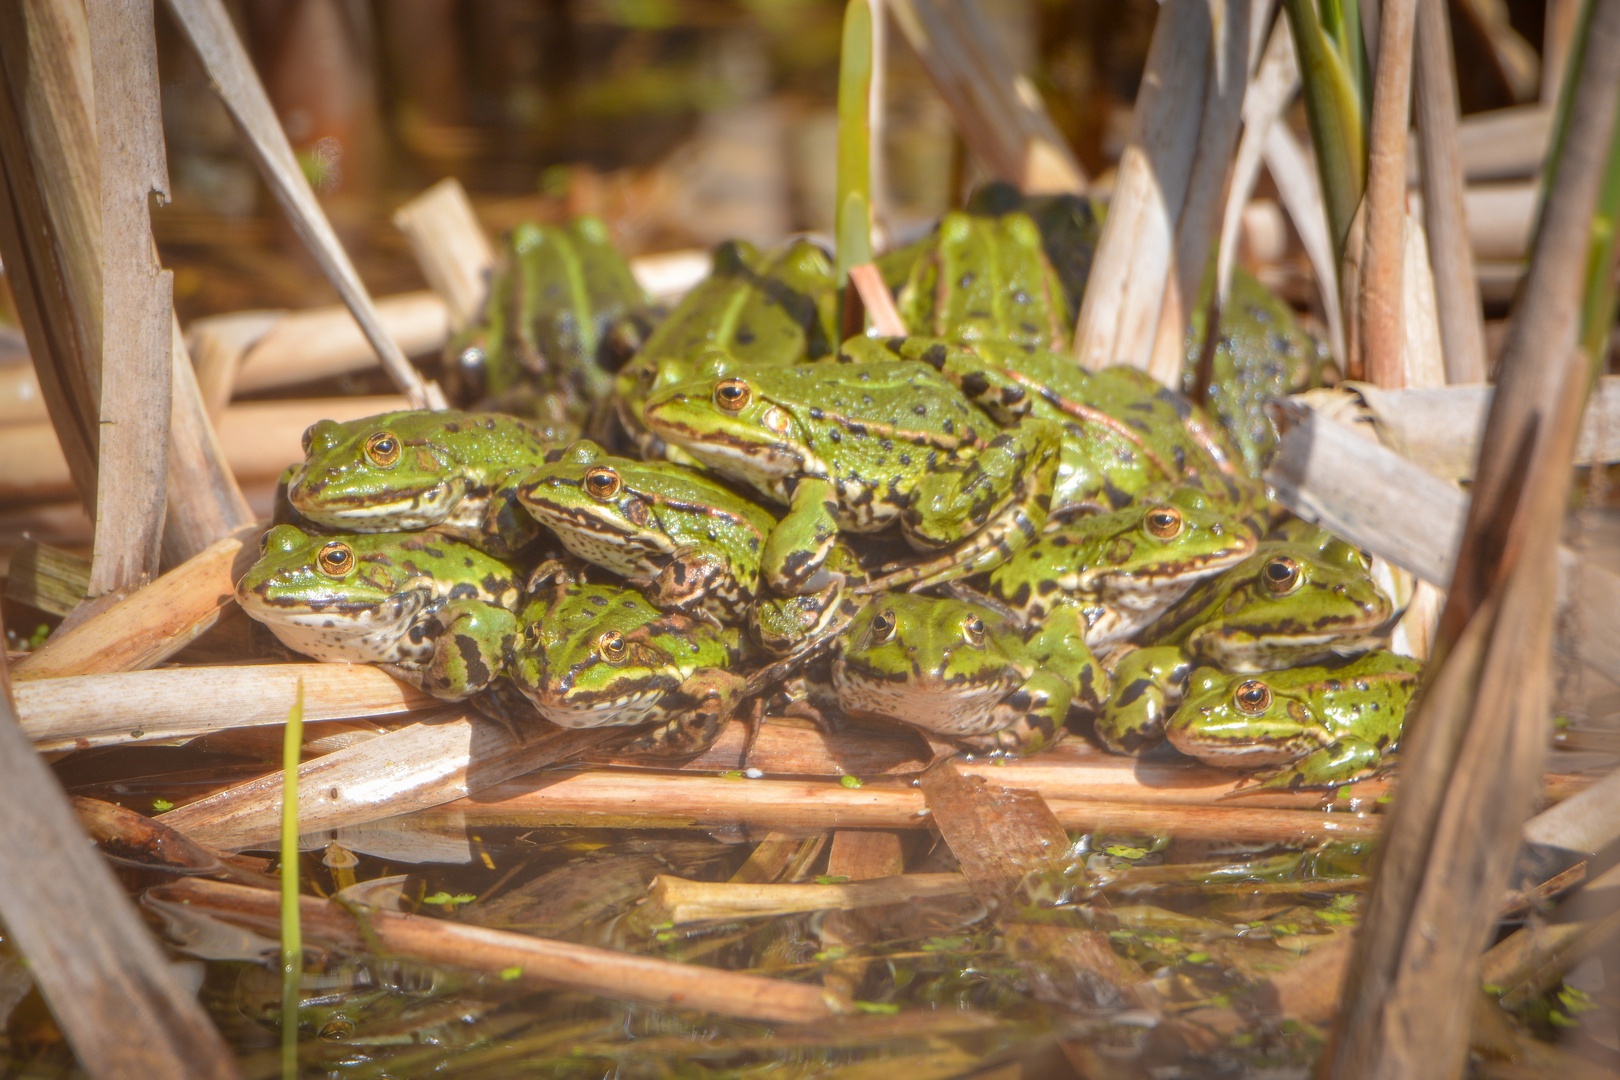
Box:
[761,477,841,595]
[646,545,740,624]
[1094,646,1192,754]
[1235,737,1383,793]
[1026,604,1107,714]
[873,419,1061,591]
[957,668,1070,755]
[615,669,749,757]
[420,600,521,700]
[479,472,545,557]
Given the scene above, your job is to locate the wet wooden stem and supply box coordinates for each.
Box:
[1357,0,1417,388]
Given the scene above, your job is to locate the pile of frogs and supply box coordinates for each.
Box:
[237,187,1422,791]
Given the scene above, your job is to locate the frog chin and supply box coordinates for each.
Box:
[243,593,434,666]
[1165,729,1308,767]
[521,683,668,729]
[833,662,1015,736]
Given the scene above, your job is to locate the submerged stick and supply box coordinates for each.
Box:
[278,684,303,1080]
[149,878,848,1024]
[643,873,970,925]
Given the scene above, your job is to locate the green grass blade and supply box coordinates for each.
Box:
[835,0,874,289]
[1282,0,1368,259]
[280,681,305,1080]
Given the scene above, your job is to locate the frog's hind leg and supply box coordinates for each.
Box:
[864,419,1062,592]
[614,670,748,758]
[423,601,522,700]
[952,674,1069,757]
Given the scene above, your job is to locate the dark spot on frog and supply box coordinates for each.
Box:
[448,583,478,601]
[623,599,638,608]
[444,422,461,434]
[408,625,428,644]
[463,557,475,568]
[590,595,608,607]
[959,272,975,288]
[942,418,955,435]
[923,344,949,369]
[898,453,911,466]
[455,634,491,686]
[809,407,824,420]
[829,429,842,444]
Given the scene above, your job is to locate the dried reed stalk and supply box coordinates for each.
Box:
[1414,0,1488,383]
[1263,118,1347,361]
[190,294,449,415]
[1325,6,1620,1064]
[1073,0,1210,379]
[1266,395,1620,686]
[11,523,263,680]
[87,0,171,592]
[0,0,102,506]
[0,601,242,1078]
[1149,0,1257,384]
[1,395,410,503]
[428,770,1383,844]
[1522,760,1620,854]
[162,314,257,563]
[644,872,969,925]
[148,878,847,1024]
[886,0,1085,194]
[157,713,617,851]
[1357,0,1418,388]
[161,0,443,409]
[16,663,433,753]
[392,179,495,330]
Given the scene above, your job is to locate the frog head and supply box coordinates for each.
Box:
[287,411,469,530]
[235,525,413,615]
[1173,533,1395,671]
[641,372,811,488]
[510,585,685,729]
[833,594,1018,732]
[1165,668,1325,768]
[515,440,670,565]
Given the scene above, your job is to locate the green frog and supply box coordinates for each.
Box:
[836,335,1261,515]
[284,410,564,558]
[516,440,777,625]
[614,239,838,459]
[641,361,1064,595]
[1092,526,1395,754]
[446,217,655,421]
[831,593,1103,754]
[1183,265,1334,475]
[507,570,750,756]
[235,525,522,700]
[1168,651,1422,789]
[893,209,1072,350]
[984,488,1258,647]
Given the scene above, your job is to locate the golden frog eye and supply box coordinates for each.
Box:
[1145,506,1183,539]
[597,630,628,663]
[317,1018,354,1041]
[1234,679,1272,715]
[713,378,751,412]
[316,541,354,577]
[583,466,621,500]
[1261,555,1303,595]
[961,615,986,645]
[869,609,897,643]
[364,430,401,467]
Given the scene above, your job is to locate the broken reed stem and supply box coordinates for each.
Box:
[0,613,242,1079]
[391,180,494,331]
[1413,0,1488,384]
[1444,0,1620,640]
[1072,0,1210,377]
[148,878,848,1024]
[10,523,264,680]
[161,0,442,410]
[1358,0,1418,389]
[1323,348,1590,1080]
[87,0,172,592]
[1148,0,1253,385]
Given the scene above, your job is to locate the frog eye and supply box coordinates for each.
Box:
[961,615,986,645]
[869,609,897,643]
[316,542,355,577]
[597,630,627,663]
[1261,556,1303,595]
[364,431,401,468]
[1145,506,1183,539]
[714,378,752,412]
[318,1018,354,1041]
[583,466,621,500]
[1233,679,1272,715]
